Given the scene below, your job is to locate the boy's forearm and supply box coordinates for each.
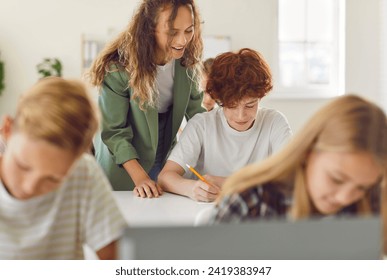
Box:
[158,171,195,198]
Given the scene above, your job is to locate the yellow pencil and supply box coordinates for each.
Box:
[185,163,211,185]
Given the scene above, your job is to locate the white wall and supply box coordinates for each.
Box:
[0,0,385,133]
[345,0,382,103]
[0,0,139,112]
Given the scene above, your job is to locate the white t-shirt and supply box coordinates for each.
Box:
[156,60,175,113]
[168,107,292,178]
[0,153,127,260]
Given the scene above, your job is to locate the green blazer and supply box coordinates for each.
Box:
[94,60,205,190]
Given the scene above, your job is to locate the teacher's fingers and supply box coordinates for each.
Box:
[147,183,161,198]
[136,186,147,198]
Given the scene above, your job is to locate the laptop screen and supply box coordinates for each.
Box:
[118,216,381,260]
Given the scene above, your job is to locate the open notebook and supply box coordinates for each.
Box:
[118,216,381,260]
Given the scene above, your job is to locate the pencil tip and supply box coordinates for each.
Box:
[185,163,191,169]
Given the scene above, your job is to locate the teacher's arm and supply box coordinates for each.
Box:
[99,67,161,197]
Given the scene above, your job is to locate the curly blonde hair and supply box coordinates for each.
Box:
[87,0,203,109]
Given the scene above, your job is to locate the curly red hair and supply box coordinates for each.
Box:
[206,48,272,107]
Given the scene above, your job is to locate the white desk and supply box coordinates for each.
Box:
[85,191,214,259]
[113,191,215,227]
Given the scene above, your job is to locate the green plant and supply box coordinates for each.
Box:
[37,58,62,79]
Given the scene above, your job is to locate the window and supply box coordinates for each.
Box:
[276,0,345,98]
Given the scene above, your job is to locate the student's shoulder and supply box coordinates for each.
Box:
[259,107,289,123]
[68,153,102,178]
[188,108,219,126]
[259,107,285,117]
[215,186,262,222]
[63,153,115,195]
[56,154,99,198]
[224,183,288,218]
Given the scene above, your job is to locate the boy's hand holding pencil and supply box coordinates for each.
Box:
[186,164,221,202]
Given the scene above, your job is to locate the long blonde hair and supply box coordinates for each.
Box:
[87,0,203,109]
[14,77,99,156]
[221,94,387,218]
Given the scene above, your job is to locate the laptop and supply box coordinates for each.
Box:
[118,216,381,260]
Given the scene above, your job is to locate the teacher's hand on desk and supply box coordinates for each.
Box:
[123,159,163,198]
[133,177,163,198]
